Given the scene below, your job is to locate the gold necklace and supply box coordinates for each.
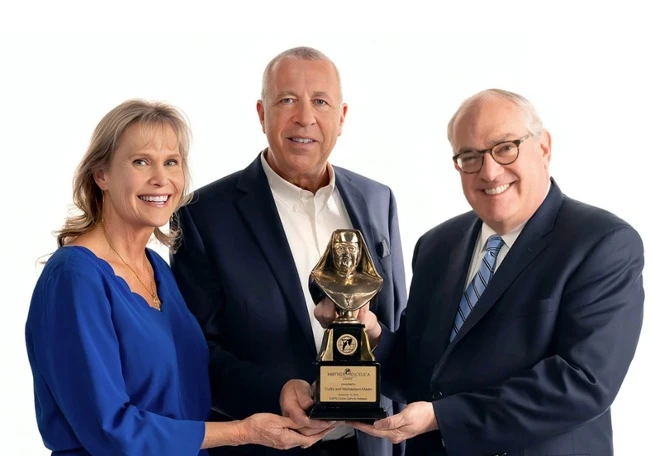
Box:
[101,223,161,310]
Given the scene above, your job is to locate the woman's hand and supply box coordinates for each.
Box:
[242,413,333,449]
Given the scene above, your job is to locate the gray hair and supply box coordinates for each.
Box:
[447,88,544,144]
[260,46,342,103]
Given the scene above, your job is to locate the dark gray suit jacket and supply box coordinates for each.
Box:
[377,179,644,456]
[171,155,407,456]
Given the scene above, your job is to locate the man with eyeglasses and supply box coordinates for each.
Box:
[290,89,644,455]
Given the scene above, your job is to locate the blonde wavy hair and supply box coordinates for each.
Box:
[56,99,192,249]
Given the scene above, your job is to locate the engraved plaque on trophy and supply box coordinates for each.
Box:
[309,229,387,421]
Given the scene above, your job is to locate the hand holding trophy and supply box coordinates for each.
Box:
[309,229,386,421]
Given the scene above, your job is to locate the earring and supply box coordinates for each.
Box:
[99,190,106,223]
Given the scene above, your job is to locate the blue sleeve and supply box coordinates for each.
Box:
[31,258,205,455]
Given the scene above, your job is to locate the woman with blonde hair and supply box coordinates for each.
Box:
[25,99,331,455]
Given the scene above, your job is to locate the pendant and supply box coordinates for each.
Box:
[153,296,161,311]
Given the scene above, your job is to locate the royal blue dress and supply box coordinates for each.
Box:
[25,246,211,455]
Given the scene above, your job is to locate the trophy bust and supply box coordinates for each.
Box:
[309,229,387,421]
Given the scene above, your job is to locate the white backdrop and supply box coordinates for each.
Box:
[1,1,650,454]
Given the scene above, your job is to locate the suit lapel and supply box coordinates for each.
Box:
[235,156,316,353]
[334,169,382,274]
[335,169,372,238]
[447,179,563,348]
[450,237,547,344]
[431,219,482,355]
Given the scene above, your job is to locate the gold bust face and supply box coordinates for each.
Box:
[312,229,383,314]
[333,239,360,276]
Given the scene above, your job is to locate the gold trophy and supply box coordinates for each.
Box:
[309,229,386,421]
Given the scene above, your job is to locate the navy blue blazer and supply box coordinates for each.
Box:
[376,179,644,456]
[171,155,407,456]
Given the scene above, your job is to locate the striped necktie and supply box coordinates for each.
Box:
[450,235,505,342]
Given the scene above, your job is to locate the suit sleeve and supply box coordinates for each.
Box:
[30,261,205,456]
[372,188,408,398]
[171,206,289,418]
[434,226,645,454]
[387,188,407,330]
[375,234,423,403]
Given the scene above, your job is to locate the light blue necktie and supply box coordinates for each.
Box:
[450,235,504,342]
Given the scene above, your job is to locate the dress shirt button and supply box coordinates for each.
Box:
[431,391,443,400]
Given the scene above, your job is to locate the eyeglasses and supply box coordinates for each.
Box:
[452,134,533,174]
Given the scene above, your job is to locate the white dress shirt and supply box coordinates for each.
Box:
[261,153,355,440]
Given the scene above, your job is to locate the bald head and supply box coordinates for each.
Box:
[260,46,342,104]
[447,89,543,145]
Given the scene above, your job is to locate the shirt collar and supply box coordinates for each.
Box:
[260,150,336,206]
[480,222,524,250]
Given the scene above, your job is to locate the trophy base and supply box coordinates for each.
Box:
[309,404,387,423]
[312,323,385,423]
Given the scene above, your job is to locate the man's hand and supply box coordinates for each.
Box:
[279,379,335,436]
[314,297,338,329]
[314,298,382,346]
[347,401,438,444]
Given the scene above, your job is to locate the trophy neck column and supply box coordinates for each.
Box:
[337,310,358,322]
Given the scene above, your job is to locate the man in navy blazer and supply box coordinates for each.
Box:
[171,47,406,456]
[303,89,644,455]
